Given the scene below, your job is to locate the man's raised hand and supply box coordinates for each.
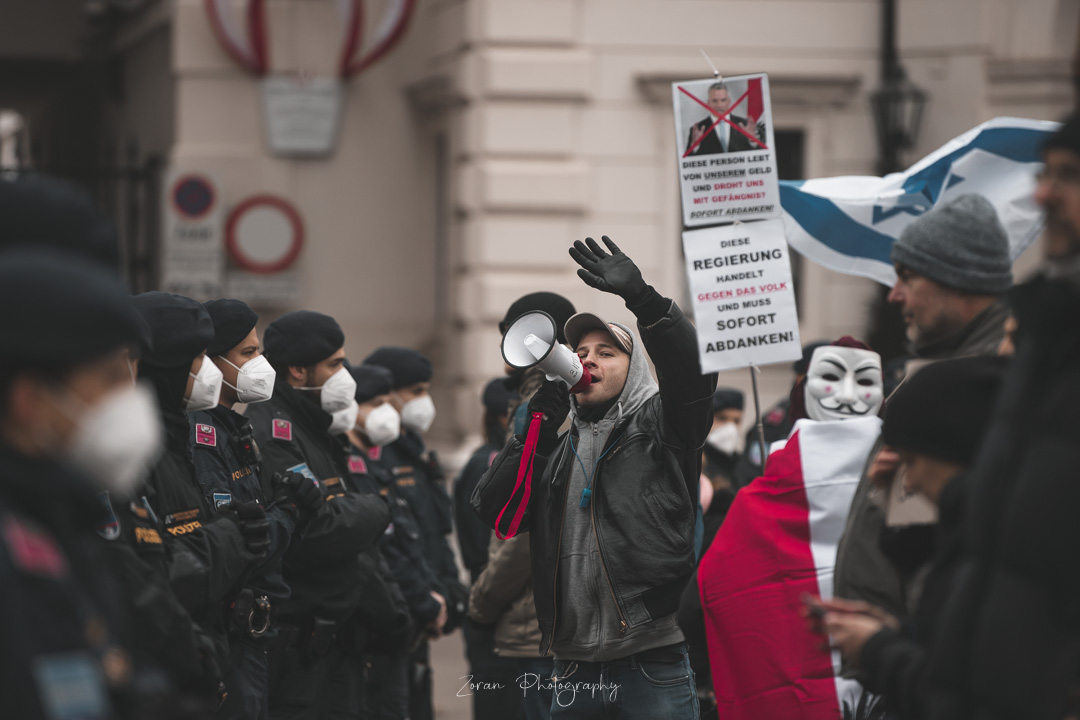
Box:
[568,236,648,303]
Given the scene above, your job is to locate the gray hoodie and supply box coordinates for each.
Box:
[549,322,685,661]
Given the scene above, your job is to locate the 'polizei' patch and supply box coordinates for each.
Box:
[273,418,293,441]
[348,455,367,474]
[96,492,120,541]
[213,492,232,509]
[195,424,217,447]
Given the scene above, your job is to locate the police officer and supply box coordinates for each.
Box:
[453,377,521,720]
[132,292,272,687]
[0,250,159,717]
[245,310,390,719]
[193,298,325,719]
[343,363,445,720]
[363,347,466,720]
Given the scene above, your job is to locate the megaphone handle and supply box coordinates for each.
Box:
[494,412,543,540]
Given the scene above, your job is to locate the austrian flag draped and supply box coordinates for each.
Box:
[699,416,882,720]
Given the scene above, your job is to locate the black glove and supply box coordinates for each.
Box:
[271,471,324,522]
[221,501,271,557]
[569,236,650,303]
[528,379,571,428]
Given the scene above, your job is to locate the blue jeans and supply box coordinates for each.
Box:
[518,657,555,720]
[547,644,699,720]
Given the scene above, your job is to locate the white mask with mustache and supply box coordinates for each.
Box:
[804,346,883,422]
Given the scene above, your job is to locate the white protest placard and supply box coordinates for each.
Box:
[261,76,344,157]
[161,170,224,300]
[683,219,801,372]
[671,73,780,227]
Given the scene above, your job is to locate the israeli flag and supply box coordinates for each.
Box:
[780,117,1060,286]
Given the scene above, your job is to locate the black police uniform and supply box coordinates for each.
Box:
[190,404,298,720]
[246,380,390,719]
[373,431,465,720]
[344,440,442,720]
[0,447,134,720]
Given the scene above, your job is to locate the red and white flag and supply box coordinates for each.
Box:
[699,416,881,720]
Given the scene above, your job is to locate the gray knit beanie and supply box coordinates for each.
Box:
[890,194,1012,294]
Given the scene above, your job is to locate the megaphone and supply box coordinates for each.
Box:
[501,311,592,393]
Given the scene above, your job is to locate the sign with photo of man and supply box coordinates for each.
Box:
[672,73,780,227]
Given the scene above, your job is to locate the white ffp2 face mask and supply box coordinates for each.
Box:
[706,422,742,455]
[218,354,276,404]
[64,383,164,498]
[300,366,357,414]
[361,402,401,447]
[398,394,436,434]
[185,358,224,412]
[330,401,360,435]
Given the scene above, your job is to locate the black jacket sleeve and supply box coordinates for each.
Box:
[290,492,391,569]
[166,516,255,613]
[470,433,555,534]
[454,451,494,580]
[631,292,718,454]
[379,537,442,625]
[859,625,927,719]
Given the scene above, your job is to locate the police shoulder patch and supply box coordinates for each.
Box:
[272,418,293,441]
[212,492,232,509]
[195,424,217,447]
[347,455,367,475]
[33,651,111,719]
[1,515,67,579]
[367,445,382,461]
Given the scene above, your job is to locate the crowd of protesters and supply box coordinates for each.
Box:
[4,114,1080,720]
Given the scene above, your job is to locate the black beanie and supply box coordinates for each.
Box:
[132,292,214,368]
[363,347,433,389]
[1044,114,1080,156]
[500,292,577,344]
[712,388,744,413]
[0,249,147,373]
[351,364,394,403]
[204,299,259,357]
[263,311,345,371]
[482,377,514,416]
[883,356,1007,466]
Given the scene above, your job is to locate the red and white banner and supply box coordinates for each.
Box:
[699,416,881,720]
[204,0,415,77]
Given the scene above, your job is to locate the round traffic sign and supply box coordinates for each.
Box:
[225,195,304,274]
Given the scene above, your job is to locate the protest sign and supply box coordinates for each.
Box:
[672,73,780,227]
[161,170,224,300]
[683,219,801,372]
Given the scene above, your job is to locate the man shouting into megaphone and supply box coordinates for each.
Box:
[472,236,717,719]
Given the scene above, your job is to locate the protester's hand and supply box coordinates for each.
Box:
[527,379,571,429]
[223,501,271,557]
[869,446,901,489]
[569,236,649,303]
[823,612,884,667]
[802,594,899,630]
[428,592,448,637]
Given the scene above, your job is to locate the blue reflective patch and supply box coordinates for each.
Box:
[212,492,232,509]
[33,652,110,719]
[286,463,318,483]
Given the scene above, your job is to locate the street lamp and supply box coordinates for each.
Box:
[872,0,927,175]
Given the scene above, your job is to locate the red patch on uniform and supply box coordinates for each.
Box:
[367,445,382,461]
[195,424,217,447]
[348,455,367,474]
[2,516,67,579]
[488,450,499,467]
[766,408,786,425]
[272,419,292,441]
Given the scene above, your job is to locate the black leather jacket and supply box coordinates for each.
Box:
[471,298,716,656]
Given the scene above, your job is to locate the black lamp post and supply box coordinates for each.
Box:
[872,0,926,175]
